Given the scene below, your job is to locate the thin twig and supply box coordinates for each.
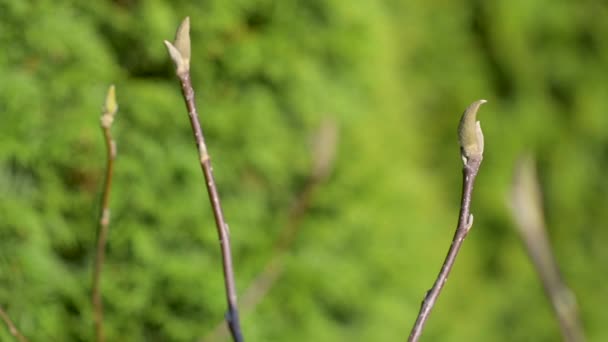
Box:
[164,17,244,342]
[408,100,487,342]
[200,179,315,342]
[510,155,585,342]
[201,120,339,342]
[0,306,28,342]
[92,85,118,342]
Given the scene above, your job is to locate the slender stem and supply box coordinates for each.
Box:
[511,156,585,342]
[201,178,318,342]
[0,307,28,342]
[408,156,482,342]
[199,120,338,342]
[92,88,118,342]
[524,239,585,342]
[175,72,244,342]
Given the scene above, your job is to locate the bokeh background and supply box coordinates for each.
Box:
[1,0,607,341]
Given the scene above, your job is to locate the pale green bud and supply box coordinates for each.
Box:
[458,99,486,162]
[164,17,191,75]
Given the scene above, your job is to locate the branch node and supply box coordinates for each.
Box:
[466,213,474,229]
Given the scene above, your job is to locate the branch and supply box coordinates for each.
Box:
[200,119,339,342]
[164,17,244,342]
[510,155,585,342]
[0,306,28,342]
[408,100,487,342]
[92,85,118,342]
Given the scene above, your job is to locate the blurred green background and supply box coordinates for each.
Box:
[1,0,607,341]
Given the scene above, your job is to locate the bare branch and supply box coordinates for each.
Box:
[510,155,586,342]
[408,100,487,341]
[92,84,118,342]
[164,17,244,342]
[0,306,28,342]
[200,119,339,342]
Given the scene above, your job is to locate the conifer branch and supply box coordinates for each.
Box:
[92,85,118,342]
[510,155,585,342]
[0,306,28,342]
[164,17,244,342]
[408,100,487,342]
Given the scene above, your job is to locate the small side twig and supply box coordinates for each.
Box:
[164,18,244,342]
[92,85,118,342]
[201,120,339,342]
[408,100,487,342]
[0,306,28,342]
[510,155,585,342]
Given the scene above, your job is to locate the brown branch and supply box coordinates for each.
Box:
[408,100,487,342]
[200,181,315,342]
[510,155,585,342]
[200,120,339,342]
[164,17,243,342]
[92,85,118,342]
[0,306,28,342]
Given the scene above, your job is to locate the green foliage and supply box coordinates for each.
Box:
[1,0,607,341]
